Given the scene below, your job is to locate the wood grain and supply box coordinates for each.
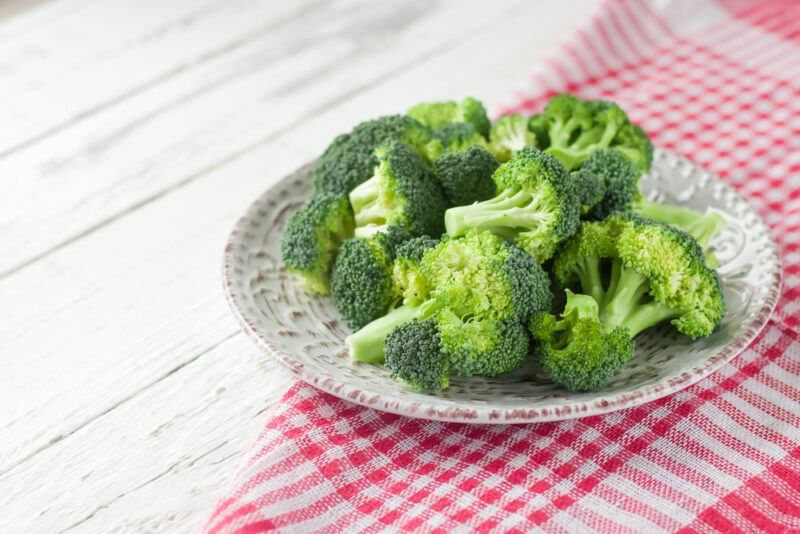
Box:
[0,0,595,531]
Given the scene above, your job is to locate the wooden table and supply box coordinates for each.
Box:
[0,1,593,530]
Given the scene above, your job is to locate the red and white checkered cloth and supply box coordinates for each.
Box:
[207,1,800,531]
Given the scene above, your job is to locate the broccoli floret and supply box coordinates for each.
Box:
[312,115,435,196]
[384,319,449,391]
[531,214,725,391]
[578,148,639,219]
[439,314,529,377]
[553,214,725,339]
[432,122,489,155]
[392,236,440,306]
[534,94,653,172]
[281,193,354,294]
[634,200,726,267]
[348,140,448,240]
[433,145,498,206]
[488,114,537,162]
[530,290,634,391]
[407,96,491,138]
[443,147,580,263]
[330,237,395,331]
[347,229,551,367]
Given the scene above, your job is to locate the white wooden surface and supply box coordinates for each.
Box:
[0,1,594,531]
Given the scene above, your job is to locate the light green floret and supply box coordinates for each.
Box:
[392,236,440,306]
[531,214,724,392]
[488,114,537,162]
[280,193,354,294]
[407,96,491,138]
[347,229,551,368]
[553,214,725,339]
[530,94,653,172]
[349,140,448,240]
[443,147,580,263]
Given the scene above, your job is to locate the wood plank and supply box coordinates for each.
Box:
[0,333,294,533]
[0,2,593,530]
[0,0,529,278]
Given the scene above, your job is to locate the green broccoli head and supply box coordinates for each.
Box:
[433,145,498,207]
[577,148,640,219]
[281,193,354,294]
[407,96,491,138]
[443,147,580,263]
[348,139,448,240]
[439,314,529,377]
[384,319,449,391]
[530,290,634,391]
[488,114,537,162]
[346,229,552,368]
[331,237,395,331]
[392,235,440,306]
[554,214,725,339]
[634,199,726,267]
[535,94,653,172]
[312,115,435,196]
[431,122,489,156]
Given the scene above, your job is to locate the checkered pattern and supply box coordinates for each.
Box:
[207,1,800,531]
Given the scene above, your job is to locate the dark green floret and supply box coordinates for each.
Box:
[312,115,435,196]
[579,148,639,219]
[531,94,653,172]
[349,140,448,239]
[443,147,580,263]
[331,237,394,331]
[530,290,634,391]
[384,319,449,391]
[433,145,499,206]
[407,96,491,138]
[281,193,354,294]
[488,114,537,162]
[430,122,489,157]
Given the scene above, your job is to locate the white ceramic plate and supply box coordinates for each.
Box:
[223,149,781,423]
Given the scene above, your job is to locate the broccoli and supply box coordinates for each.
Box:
[330,236,395,331]
[312,115,436,196]
[443,147,580,263]
[530,214,725,391]
[531,94,653,172]
[579,148,639,219]
[634,200,726,267]
[570,148,726,264]
[530,290,634,391]
[488,114,537,162]
[431,122,489,156]
[392,235,440,306]
[384,319,449,391]
[280,193,354,294]
[433,145,499,207]
[348,140,448,240]
[555,214,724,338]
[347,229,551,368]
[407,96,491,138]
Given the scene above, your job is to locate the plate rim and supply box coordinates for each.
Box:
[222,149,783,424]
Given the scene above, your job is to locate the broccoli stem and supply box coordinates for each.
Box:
[348,176,381,213]
[347,302,435,364]
[601,262,679,337]
[444,188,547,238]
[573,256,604,304]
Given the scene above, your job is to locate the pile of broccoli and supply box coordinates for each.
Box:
[280,94,727,393]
